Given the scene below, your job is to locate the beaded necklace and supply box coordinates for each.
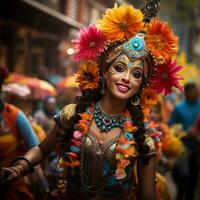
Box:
[94,102,125,133]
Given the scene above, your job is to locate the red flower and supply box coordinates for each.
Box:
[72,25,106,61]
[150,60,184,95]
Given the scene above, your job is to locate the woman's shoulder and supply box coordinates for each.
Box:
[55,104,77,128]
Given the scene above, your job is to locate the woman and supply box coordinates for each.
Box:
[0,1,183,199]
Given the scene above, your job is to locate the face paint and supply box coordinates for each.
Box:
[105,54,144,101]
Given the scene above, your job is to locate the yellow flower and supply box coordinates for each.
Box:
[96,4,143,40]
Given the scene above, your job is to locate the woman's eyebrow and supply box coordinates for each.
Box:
[113,60,127,67]
[128,62,144,69]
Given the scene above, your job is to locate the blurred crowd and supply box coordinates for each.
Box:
[0,65,200,200]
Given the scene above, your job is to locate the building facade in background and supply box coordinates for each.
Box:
[0,0,131,79]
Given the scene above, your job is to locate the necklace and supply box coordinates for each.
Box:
[94,102,124,133]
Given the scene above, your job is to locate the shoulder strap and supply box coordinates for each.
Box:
[59,104,76,129]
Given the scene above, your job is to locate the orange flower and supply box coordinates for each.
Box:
[75,61,99,90]
[124,121,138,133]
[140,88,158,109]
[122,110,131,118]
[58,158,80,168]
[58,160,80,168]
[96,4,143,40]
[118,135,135,145]
[75,120,88,135]
[117,159,131,169]
[142,108,150,117]
[116,146,136,157]
[79,112,93,121]
[145,18,179,63]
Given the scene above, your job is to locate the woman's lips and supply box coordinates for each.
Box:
[116,84,130,93]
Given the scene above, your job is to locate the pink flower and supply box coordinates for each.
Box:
[72,25,106,61]
[115,168,126,180]
[73,130,82,140]
[150,60,184,95]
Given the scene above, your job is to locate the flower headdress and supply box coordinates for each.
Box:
[73,0,183,96]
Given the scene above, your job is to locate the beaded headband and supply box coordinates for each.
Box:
[73,0,183,95]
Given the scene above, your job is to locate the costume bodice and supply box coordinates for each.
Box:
[56,104,157,198]
[81,129,120,184]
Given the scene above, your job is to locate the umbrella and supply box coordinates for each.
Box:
[56,75,79,89]
[19,78,57,99]
[6,73,27,82]
[2,83,31,97]
[6,73,57,100]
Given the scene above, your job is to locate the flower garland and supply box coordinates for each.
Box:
[58,104,161,180]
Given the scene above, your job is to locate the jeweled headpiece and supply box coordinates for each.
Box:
[73,0,183,95]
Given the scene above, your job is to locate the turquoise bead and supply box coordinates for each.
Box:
[71,145,80,153]
[124,132,134,140]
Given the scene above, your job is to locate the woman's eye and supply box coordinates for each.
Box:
[114,65,124,73]
[132,71,142,78]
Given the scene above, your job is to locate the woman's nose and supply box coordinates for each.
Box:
[122,72,130,83]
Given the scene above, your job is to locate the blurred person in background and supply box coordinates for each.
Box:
[0,66,39,200]
[3,94,49,199]
[33,96,63,193]
[169,83,200,132]
[34,96,58,134]
[169,83,200,200]
[187,115,200,200]
[147,98,185,200]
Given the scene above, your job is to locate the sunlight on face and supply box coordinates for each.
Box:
[105,54,144,100]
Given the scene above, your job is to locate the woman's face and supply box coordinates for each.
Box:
[105,54,144,100]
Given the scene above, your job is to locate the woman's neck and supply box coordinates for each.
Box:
[100,92,127,115]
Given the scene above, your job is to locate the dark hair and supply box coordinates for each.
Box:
[61,44,155,164]
[0,66,9,85]
[184,83,197,93]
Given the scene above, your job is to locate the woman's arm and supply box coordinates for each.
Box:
[0,123,62,183]
[21,123,62,166]
[137,155,156,200]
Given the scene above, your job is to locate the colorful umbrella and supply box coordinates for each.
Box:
[6,73,57,100]
[21,78,57,99]
[6,73,27,83]
[56,75,79,89]
[2,83,31,97]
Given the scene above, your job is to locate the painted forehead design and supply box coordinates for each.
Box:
[114,54,144,69]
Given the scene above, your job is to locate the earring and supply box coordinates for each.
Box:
[131,95,140,106]
[100,77,106,95]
